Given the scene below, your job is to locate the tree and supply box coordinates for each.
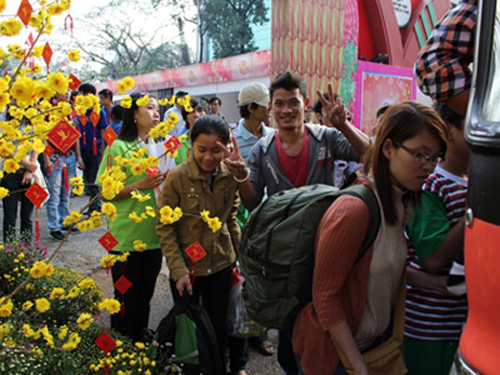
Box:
[200,0,268,59]
[72,0,193,80]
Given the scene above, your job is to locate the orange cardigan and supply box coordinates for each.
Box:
[293,194,374,375]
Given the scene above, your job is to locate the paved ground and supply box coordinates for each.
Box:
[4,194,282,374]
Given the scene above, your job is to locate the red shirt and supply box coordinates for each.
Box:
[275,128,309,187]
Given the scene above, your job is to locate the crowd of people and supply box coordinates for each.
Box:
[0,1,475,374]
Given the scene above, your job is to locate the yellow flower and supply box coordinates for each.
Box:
[136,95,150,106]
[168,112,179,123]
[32,63,42,73]
[0,92,9,112]
[133,240,147,252]
[159,206,183,224]
[45,263,54,276]
[58,325,68,339]
[35,298,51,313]
[135,342,145,350]
[201,211,223,232]
[47,72,69,94]
[149,127,159,139]
[100,254,117,269]
[22,301,33,311]
[102,202,118,221]
[0,298,13,317]
[10,77,35,105]
[67,50,81,62]
[70,176,85,195]
[122,76,135,90]
[77,313,93,330]
[121,95,132,108]
[63,332,81,351]
[78,278,95,289]
[32,139,45,153]
[49,287,65,300]
[0,18,23,36]
[67,286,80,299]
[0,141,15,157]
[35,82,55,101]
[30,261,48,278]
[77,219,94,231]
[23,324,36,337]
[145,206,156,218]
[63,211,82,226]
[0,0,5,13]
[0,187,8,199]
[129,212,147,223]
[99,298,121,314]
[131,190,151,203]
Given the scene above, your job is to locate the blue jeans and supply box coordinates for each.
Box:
[46,153,76,232]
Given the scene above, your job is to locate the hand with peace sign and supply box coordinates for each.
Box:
[317,83,348,131]
[217,135,249,182]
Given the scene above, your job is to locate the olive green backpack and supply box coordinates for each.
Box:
[239,183,381,329]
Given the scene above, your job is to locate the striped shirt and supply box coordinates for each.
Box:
[414,0,477,102]
[233,119,273,161]
[405,167,468,341]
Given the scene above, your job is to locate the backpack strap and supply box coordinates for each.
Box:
[340,184,381,264]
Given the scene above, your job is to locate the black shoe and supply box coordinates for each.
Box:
[50,231,65,241]
[62,225,80,234]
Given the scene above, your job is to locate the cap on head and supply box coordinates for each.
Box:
[238,82,270,108]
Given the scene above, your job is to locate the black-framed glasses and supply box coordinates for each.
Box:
[394,142,443,165]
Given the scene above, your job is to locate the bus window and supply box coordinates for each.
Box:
[472,1,500,139]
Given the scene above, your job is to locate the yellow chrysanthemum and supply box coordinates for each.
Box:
[98,298,121,314]
[22,301,33,311]
[78,278,95,289]
[77,313,93,330]
[49,287,65,300]
[35,298,51,313]
[0,298,13,318]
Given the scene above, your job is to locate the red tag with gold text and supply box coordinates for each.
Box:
[98,232,118,252]
[44,144,54,157]
[26,182,48,208]
[68,74,81,91]
[47,119,81,153]
[17,0,33,27]
[90,111,100,127]
[103,127,117,146]
[185,241,206,263]
[80,114,88,125]
[114,276,132,294]
[95,332,116,354]
[42,42,52,66]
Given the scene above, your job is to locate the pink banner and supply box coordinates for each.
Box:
[96,50,271,93]
[353,60,416,135]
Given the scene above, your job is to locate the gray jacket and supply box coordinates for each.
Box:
[245,123,361,210]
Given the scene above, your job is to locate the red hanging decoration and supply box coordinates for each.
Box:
[34,207,40,240]
[42,42,53,71]
[95,332,116,354]
[185,241,207,263]
[98,232,118,252]
[93,137,98,155]
[164,135,182,154]
[114,276,132,317]
[17,0,33,27]
[68,74,81,91]
[25,183,48,208]
[63,159,69,195]
[47,119,81,153]
[103,127,117,146]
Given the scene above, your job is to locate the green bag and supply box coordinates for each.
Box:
[240,183,381,329]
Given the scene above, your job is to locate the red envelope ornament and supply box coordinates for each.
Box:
[68,74,81,91]
[185,241,207,263]
[17,0,33,27]
[95,332,116,354]
[25,182,48,208]
[98,232,118,252]
[114,276,132,294]
[44,144,55,157]
[80,114,88,125]
[42,42,52,66]
[47,119,80,153]
[103,126,117,146]
[164,136,182,154]
[90,111,100,127]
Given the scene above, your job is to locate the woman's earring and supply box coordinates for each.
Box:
[134,118,137,124]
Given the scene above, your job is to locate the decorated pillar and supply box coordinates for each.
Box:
[270,0,359,107]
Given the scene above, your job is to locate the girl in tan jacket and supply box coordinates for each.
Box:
[157,115,245,374]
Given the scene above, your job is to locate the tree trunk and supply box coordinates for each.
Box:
[177,17,191,65]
